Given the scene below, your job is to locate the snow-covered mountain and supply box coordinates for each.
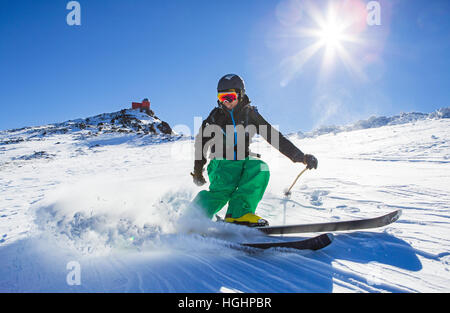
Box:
[0,107,449,292]
[1,108,175,145]
[0,108,180,166]
[293,107,450,138]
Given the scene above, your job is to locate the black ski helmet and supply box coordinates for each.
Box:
[217,74,246,96]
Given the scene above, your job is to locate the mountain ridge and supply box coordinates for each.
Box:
[0,108,175,146]
[291,107,450,138]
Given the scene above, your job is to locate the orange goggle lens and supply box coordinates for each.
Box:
[218,91,238,103]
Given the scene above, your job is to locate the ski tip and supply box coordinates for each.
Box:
[390,209,403,224]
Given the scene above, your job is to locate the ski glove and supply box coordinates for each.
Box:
[303,154,318,170]
[191,170,207,186]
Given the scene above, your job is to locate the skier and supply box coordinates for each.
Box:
[191,74,318,227]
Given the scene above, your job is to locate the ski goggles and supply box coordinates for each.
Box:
[217,90,238,103]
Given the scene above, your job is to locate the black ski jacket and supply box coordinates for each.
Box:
[194,95,305,172]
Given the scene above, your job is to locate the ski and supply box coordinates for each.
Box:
[256,209,402,235]
[240,233,333,251]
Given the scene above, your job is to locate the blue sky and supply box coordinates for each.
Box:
[0,0,449,133]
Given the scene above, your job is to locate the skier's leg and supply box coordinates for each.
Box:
[226,158,270,219]
[192,159,243,219]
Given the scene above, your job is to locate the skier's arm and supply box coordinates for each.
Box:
[194,122,208,173]
[249,107,305,163]
[193,110,217,174]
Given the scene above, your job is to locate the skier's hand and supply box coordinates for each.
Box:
[191,170,206,186]
[303,154,318,170]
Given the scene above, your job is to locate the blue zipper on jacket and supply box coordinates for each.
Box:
[229,109,237,160]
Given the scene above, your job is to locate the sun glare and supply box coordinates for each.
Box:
[279,1,367,86]
[319,23,344,48]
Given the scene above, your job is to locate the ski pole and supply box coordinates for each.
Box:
[284,166,308,197]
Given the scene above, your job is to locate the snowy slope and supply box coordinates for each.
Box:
[0,108,449,292]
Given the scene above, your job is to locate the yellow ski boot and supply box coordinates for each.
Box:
[225,213,269,227]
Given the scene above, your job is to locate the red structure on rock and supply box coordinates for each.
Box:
[132,98,150,110]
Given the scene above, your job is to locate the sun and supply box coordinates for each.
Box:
[311,6,357,65]
[319,22,344,49]
[279,1,366,86]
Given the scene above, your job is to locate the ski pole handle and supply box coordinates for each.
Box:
[285,166,308,196]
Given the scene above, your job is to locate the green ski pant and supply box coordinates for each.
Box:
[192,157,270,219]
